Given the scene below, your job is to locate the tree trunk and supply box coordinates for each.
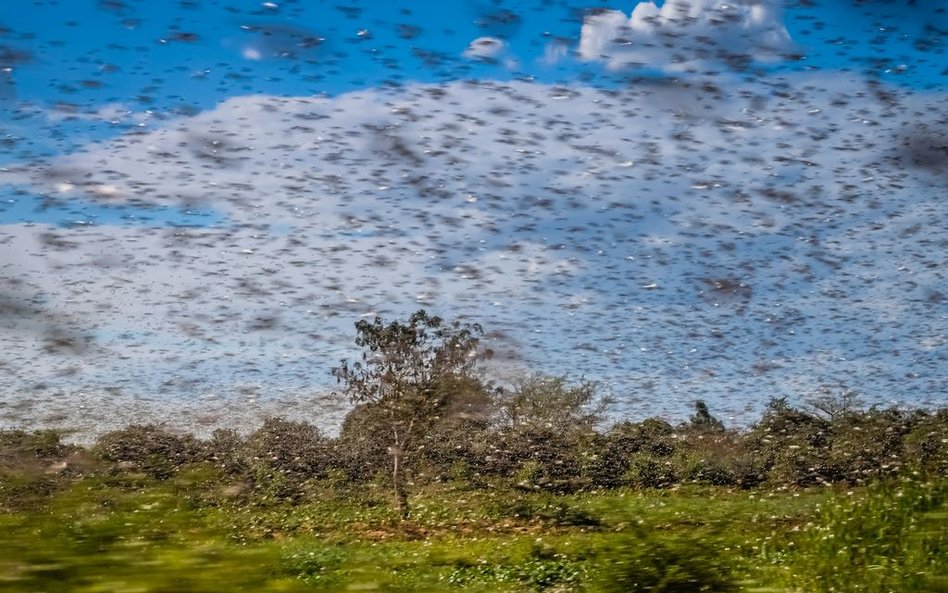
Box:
[391,446,410,519]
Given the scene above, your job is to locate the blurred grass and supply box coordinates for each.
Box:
[0,462,944,592]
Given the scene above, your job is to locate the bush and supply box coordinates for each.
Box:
[594,533,738,593]
[204,428,248,475]
[747,398,832,486]
[623,452,678,489]
[243,417,328,500]
[414,415,491,485]
[0,429,73,460]
[585,427,641,488]
[483,426,591,491]
[94,424,205,479]
[902,409,948,475]
[332,403,392,484]
[823,408,915,484]
[491,493,603,527]
[584,419,682,489]
[672,430,765,488]
[0,429,85,509]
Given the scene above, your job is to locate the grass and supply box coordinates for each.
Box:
[2,416,946,593]
[2,462,944,592]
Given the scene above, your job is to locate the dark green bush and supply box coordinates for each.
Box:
[585,426,642,488]
[623,452,678,489]
[823,408,915,484]
[333,403,392,483]
[491,493,603,527]
[902,409,948,474]
[203,427,248,475]
[747,398,833,486]
[595,534,738,593]
[94,424,204,479]
[243,417,328,500]
[414,415,491,485]
[672,429,766,488]
[0,429,73,460]
[482,426,591,491]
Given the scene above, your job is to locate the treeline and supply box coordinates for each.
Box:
[2,382,946,509]
[3,311,947,513]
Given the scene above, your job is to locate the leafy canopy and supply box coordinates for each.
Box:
[331,309,486,432]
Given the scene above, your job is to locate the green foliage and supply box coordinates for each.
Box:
[495,374,610,433]
[6,354,948,593]
[903,410,948,474]
[594,533,738,593]
[93,423,205,479]
[491,492,603,528]
[331,309,489,516]
[244,417,329,501]
[444,542,590,591]
[0,428,73,458]
[624,452,679,489]
[0,475,309,592]
[334,401,393,481]
[823,408,915,484]
[331,309,486,414]
[486,425,592,492]
[204,427,247,475]
[748,397,833,486]
[0,454,945,593]
[781,476,948,593]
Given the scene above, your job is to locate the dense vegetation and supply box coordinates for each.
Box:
[2,313,946,591]
[2,393,946,592]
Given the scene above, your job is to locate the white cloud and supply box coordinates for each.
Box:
[462,36,518,69]
[463,36,507,61]
[578,0,792,72]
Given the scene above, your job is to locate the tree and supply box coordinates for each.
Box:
[804,385,864,421]
[689,400,725,432]
[331,310,487,517]
[495,374,610,432]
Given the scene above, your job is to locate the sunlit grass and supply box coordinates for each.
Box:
[1,434,944,592]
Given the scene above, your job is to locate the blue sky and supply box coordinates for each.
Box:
[3,1,944,121]
[0,0,945,435]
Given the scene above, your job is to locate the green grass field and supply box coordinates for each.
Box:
[2,462,945,592]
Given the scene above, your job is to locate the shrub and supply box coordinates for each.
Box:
[747,398,832,486]
[0,429,73,460]
[494,375,610,433]
[586,426,643,488]
[491,493,603,527]
[414,415,491,485]
[638,418,678,456]
[594,533,738,593]
[623,453,679,489]
[902,409,948,475]
[94,424,204,479]
[243,417,328,500]
[203,428,248,475]
[333,403,392,483]
[823,407,915,484]
[0,429,85,509]
[483,426,591,491]
[672,430,765,488]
